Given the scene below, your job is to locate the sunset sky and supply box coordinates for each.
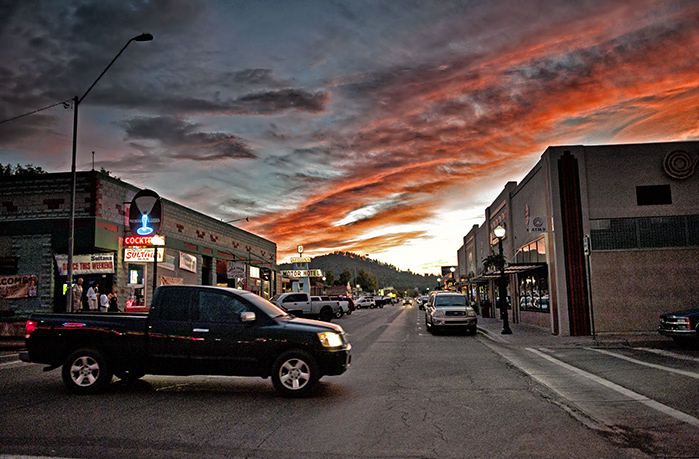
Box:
[1,0,698,274]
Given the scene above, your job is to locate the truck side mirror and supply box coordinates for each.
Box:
[241,312,256,323]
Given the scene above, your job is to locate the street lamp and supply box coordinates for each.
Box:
[66,33,153,312]
[493,225,512,334]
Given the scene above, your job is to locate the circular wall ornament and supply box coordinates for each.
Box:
[663,150,697,180]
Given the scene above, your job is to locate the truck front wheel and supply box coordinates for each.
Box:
[271,349,320,398]
[62,348,113,395]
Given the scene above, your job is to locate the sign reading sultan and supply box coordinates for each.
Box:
[281,269,323,278]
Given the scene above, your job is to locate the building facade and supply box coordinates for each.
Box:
[459,141,699,336]
[0,171,278,336]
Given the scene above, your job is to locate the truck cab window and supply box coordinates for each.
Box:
[196,291,248,323]
[157,288,192,321]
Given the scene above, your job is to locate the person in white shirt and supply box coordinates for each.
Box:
[86,284,98,312]
[99,291,110,312]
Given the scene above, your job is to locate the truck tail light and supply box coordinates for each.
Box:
[682,318,691,329]
[25,320,38,339]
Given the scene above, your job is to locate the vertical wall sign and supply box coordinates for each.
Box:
[129,189,163,237]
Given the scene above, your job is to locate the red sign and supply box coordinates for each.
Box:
[125,235,162,246]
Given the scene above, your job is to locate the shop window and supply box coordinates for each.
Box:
[536,239,546,263]
[591,215,698,250]
[127,264,145,307]
[518,267,549,313]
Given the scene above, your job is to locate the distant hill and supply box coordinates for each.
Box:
[279,251,439,294]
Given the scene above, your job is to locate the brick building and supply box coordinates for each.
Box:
[0,171,278,336]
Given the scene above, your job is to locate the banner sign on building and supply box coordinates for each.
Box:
[179,253,197,273]
[281,269,323,278]
[0,275,37,299]
[227,262,246,279]
[124,248,164,263]
[55,253,115,276]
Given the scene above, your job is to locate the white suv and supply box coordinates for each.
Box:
[425,292,477,335]
[355,297,375,309]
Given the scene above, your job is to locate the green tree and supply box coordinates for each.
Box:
[483,250,506,272]
[0,163,47,176]
[356,269,378,293]
[325,269,335,286]
[338,268,352,286]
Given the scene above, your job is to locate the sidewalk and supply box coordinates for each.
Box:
[477,316,667,348]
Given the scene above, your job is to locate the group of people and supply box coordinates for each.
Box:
[71,278,120,313]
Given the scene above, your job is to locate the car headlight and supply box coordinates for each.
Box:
[318,332,343,347]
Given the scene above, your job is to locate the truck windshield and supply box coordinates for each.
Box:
[242,292,289,318]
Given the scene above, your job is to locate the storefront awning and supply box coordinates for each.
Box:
[466,263,547,283]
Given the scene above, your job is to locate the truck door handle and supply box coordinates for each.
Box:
[193,328,209,333]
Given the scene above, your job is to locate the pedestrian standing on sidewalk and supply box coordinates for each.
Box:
[71,278,83,313]
[99,291,110,312]
[86,284,98,312]
[108,286,119,312]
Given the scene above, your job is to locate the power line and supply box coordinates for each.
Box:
[0,99,73,125]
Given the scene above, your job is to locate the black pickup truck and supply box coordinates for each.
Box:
[658,307,699,346]
[20,285,351,397]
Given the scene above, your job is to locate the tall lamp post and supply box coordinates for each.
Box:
[65,33,153,312]
[493,225,512,334]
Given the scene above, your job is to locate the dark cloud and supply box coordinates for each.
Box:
[120,116,256,161]
[236,89,328,115]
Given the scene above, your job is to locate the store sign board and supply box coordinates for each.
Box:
[290,257,311,263]
[55,253,115,276]
[529,216,553,233]
[179,252,197,273]
[281,269,323,278]
[124,248,164,263]
[128,189,163,237]
[227,262,246,279]
[124,235,166,246]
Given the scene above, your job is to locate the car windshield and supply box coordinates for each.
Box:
[434,295,467,307]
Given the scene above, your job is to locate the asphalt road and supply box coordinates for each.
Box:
[1,303,697,458]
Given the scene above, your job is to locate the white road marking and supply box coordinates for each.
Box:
[0,360,25,370]
[527,347,699,428]
[588,347,699,379]
[636,347,699,364]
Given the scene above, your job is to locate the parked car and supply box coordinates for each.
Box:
[417,296,429,310]
[658,307,699,345]
[355,297,375,309]
[424,292,477,335]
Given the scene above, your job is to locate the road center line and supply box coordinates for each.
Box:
[526,347,699,428]
[587,347,699,379]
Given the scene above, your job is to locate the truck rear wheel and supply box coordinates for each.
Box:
[271,349,320,397]
[62,348,113,395]
[319,307,333,322]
